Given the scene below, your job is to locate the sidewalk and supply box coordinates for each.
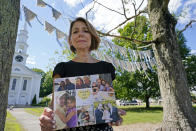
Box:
[8,108,41,131]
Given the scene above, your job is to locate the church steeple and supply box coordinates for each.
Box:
[13,22,29,65]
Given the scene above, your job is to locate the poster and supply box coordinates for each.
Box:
[54,73,120,130]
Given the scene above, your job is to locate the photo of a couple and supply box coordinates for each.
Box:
[94,101,120,124]
[55,78,75,91]
[77,105,95,126]
[76,76,91,89]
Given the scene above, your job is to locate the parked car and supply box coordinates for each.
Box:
[129,100,138,105]
[119,100,138,106]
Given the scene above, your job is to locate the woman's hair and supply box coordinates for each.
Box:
[68,17,100,53]
[67,96,76,103]
[76,77,84,85]
[65,79,71,84]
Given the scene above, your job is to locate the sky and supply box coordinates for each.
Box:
[18,0,196,72]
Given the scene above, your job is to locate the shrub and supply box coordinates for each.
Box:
[38,97,51,107]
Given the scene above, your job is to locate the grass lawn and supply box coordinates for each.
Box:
[24,107,45,116]
[119,105,163,125]
[119,105,196,125]
[5,111,26,131]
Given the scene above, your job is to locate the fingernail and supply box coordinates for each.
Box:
[51,113,54,117]
[52,125,56,129]
[52,120,56,124]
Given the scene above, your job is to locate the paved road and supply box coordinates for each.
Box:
[9,108,41,131]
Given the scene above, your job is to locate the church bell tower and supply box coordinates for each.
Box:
[13,22,29,65]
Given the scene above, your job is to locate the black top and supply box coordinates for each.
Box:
[52,60,115,131]
[53,60,115,80]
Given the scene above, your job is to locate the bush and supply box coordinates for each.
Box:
[31,95,37,105]
[38,97,51,107]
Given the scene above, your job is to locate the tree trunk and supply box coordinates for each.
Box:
[145,96,150,108]
[148,0,196,130]
[0,0,20,130]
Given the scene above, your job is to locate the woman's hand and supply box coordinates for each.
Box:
[39,107,56,131]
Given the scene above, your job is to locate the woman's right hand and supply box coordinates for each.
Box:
[39,107,56,131]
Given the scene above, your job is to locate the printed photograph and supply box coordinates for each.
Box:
[54,92,68,130]
[94,100,120,124]
[54,77,76,91]
[75,76,91,89]
[54,92,77,129]
[77,105,95,126]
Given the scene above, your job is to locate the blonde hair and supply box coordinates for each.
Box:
[68,17,100,53]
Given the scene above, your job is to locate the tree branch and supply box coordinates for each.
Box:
[106,9,146,34]
[137,43,152,49]
[130,2,137,39]
[121,0,128,19]
[97,30,155,44]
[178,20,196,36]
[86,0,96,20]
[93,0,124,16]
[136,0,144,11]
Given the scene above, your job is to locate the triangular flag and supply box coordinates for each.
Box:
[45,21,55,34]
[23,6,36,27]
[52,8,61,20]
[56,28,65,39]
[37,0,47,7]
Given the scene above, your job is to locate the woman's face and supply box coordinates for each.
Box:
[84,77,90,84]
[76,78,82,85]
[67,99,75,109]
[70,21,91,52]
[101,80,106,85]
[60,81,65,86]
[59,97,65,106]
[97,79,101,85]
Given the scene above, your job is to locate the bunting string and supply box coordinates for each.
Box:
[22,4,157,73]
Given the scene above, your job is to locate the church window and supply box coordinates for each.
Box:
[11,79,17,90]
[23,80,27,91]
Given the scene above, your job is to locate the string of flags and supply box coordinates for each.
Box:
[93,38,157,72]
[22,1,157,73]
[36,0,61,20]
[23,4,67,47]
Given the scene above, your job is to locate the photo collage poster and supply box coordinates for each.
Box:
[53,73,120,130]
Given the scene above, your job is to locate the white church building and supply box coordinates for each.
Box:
[8,25,42,105]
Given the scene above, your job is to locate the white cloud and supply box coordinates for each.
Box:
[184,0,196,6]
[178,6,191,24]
[77,0,147,34]
[26,56,36,65]
[190,50,196,54]
[64,0,84,7]
[168,0,183,13]
[194,8,196,15]
[177,0,196,24]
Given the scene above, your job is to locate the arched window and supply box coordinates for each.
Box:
[11,79,17,90]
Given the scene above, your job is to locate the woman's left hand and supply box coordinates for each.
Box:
[109,108,126,126]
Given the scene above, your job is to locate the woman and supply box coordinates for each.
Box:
[39,17,126,131]
[57,81,66,91]
[75,77,85,89]
[65,79,75,90]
